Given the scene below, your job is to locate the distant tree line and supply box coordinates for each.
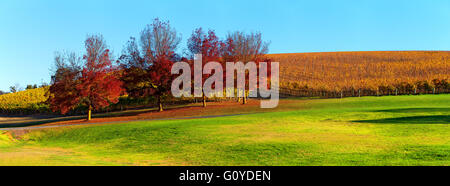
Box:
[2,82,48,94]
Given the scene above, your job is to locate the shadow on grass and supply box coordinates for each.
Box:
[0,104,201,129]
[373,108,450,113]
[0,116,85,129]
[353,115,450,124]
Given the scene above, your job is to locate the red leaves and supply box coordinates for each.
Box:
[148,55,174,95]
[49,20,274,113]
[188,28,222,63]
[49,35,124,114]
[78,35,124,111]
[187,28,223,82]
[49,68,81,114]
[118,18,180,111]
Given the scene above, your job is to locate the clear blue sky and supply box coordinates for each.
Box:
[0,0,449,92]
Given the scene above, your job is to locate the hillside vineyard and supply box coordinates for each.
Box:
[270,51,449,97]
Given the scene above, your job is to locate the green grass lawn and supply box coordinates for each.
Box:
[1,94,449,166]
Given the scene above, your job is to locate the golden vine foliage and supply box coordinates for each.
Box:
[269,51,449,94]
[0,87,49,114]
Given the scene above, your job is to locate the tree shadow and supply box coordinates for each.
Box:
[0,103,204,129]
[0,115,84,129]
[353,115,450,125]
[372,108,450,113]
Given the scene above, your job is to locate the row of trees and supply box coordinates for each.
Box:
[49,18,270,120]
[2,83,47,94]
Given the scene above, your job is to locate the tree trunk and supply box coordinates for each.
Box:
[87,105,92,121]
[237,89,241,103]
[202,93,206,108]
[158,96,163,112]
[243,91,247,104]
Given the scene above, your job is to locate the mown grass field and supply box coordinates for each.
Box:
[0,94,449,166]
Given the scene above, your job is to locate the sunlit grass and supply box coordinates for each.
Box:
[1,94,449,165]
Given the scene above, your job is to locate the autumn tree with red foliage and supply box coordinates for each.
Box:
[49,52,82,114]
[221,31,270,104]
[187,28,222,107]
[119,18,181,111]
[118,37,151,98]
[148,55,175,111]
[49,35,124,120]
